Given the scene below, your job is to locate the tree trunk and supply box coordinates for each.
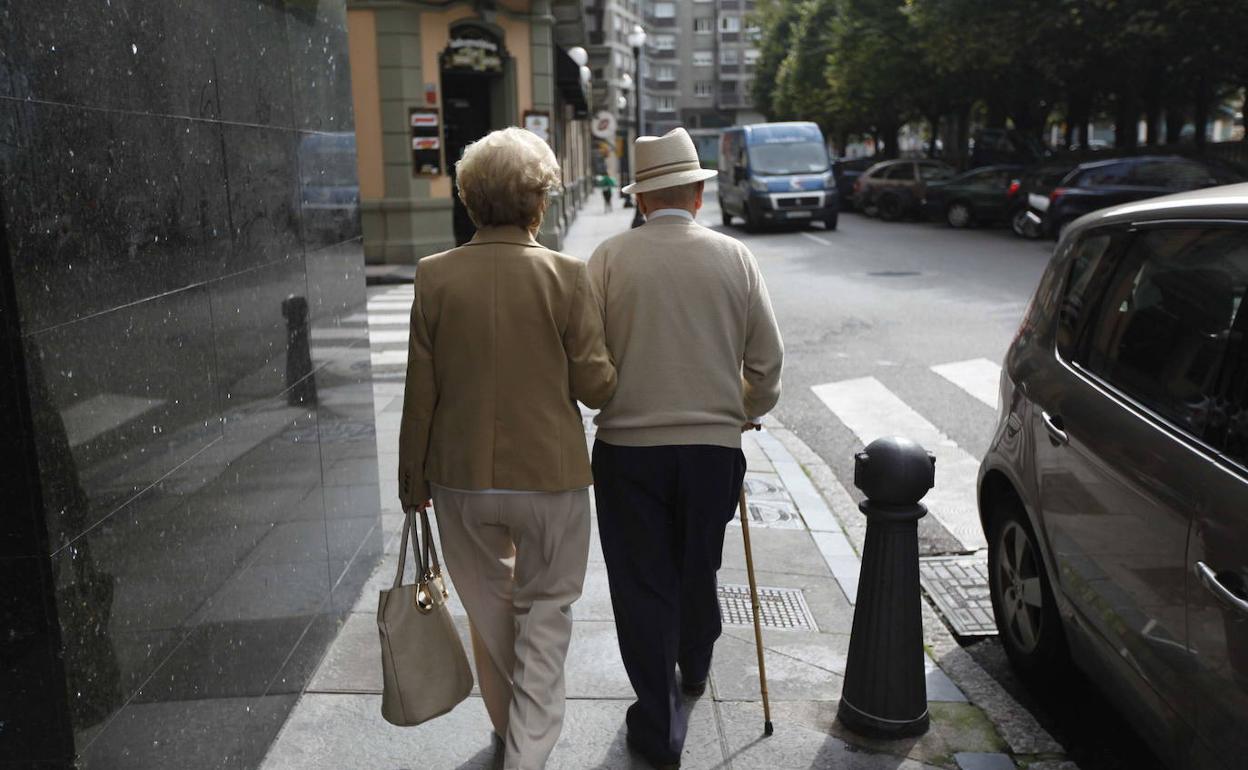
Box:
[927,114,940,157]
[880,122,901,159]
[1193,77,1210,147]
[1165,103,1185,144]
[1144,97,1162,146]
[1067,90,1091,150]
[954,104,971,170]
[1114,91,1138,150]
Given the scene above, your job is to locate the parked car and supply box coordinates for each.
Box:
[833,156,878,212]
[1007,163,1076,239]
[1047,154,1247,238]
[718,122,839,231]
[853,159,955,221]
[922,164,1024,228]
[978,183,1248,770]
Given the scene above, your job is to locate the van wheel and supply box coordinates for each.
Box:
[720,200,732,227]
[946,201,973,228]
[877,193,903,221]
[987,495,1067,678]
[823,214,838,231]
[744,204,761,232]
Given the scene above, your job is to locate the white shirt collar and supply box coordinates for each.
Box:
[645,208,694,222]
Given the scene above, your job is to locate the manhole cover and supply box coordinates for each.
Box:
[729,499,804,529]
[743,474,790,501]
[718,584,817,631]
[919,554,997,636]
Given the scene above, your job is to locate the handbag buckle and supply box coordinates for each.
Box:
[414,583,436,614]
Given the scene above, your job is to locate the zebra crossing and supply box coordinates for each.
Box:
[366,284,414,381]
[811,358,1002,553]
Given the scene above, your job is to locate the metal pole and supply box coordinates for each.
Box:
[738,486,774,737]
[628,44,648,228]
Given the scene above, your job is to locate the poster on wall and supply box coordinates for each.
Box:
[409,108,442,176]
[524,110,551,144]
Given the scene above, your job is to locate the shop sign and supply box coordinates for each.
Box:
[409,107,442,176]
[592,111,617,140]
[442,29,504,74]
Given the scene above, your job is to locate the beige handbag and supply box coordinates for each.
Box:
[377,506,474,726]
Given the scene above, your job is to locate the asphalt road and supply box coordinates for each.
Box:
[696,189,1165,770]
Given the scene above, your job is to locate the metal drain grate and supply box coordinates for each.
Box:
[919,555,997,637]
[718,584,817,631]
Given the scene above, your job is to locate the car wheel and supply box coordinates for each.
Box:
[744,203,760,232]
[823,214,838,231]
[877,193,903,221]
[720,201,732,227]
[946,201,973,228]
[987,497,1067,677]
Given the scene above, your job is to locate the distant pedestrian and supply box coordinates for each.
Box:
[587,128,784,769]
[398,127,617,770]
[599,173,617,213]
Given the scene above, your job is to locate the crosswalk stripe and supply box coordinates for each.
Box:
[367,329,410,345]
[930,358,1002,409]
[368,313,411,327]
[370,349,409,367]
[811,376,987,552]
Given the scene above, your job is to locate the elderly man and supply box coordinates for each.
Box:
[588,128,784,769]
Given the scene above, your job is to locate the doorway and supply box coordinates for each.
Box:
[442,71,495,246]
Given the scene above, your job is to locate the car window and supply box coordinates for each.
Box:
[919,164,955,181]
[884,163,915,181]
[1131,160,1217,191]
[1077,162,1132,187]
[1056,231,1122,358]
[1077,228,1248,439]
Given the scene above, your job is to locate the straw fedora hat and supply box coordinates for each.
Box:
[621,128,718,195]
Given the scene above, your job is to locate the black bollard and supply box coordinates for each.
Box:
[282,295,317,407]
[836,436,935,738]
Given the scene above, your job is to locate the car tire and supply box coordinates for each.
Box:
[946,201,973,228]
[744,203,761,232]
[987,494,1068,679]
[823,214,838,231]
[877,193,903,221]
[720,201,732,227]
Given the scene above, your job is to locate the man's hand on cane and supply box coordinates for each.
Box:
[742,421,762,433]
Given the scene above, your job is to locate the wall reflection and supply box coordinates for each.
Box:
[0,1,380,766]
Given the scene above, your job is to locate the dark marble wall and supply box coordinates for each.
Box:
[0,2,381,766]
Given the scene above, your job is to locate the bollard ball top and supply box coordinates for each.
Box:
[853,436,935,505]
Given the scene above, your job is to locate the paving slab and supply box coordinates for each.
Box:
[564,621,632,699]
[722,527,833,578]
[955,752,1018,770]
[710,627,848,701]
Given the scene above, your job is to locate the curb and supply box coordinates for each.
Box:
[762,415,1068,759]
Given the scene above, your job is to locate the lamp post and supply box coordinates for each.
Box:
[619,72,634,208]
[627,24,647,227]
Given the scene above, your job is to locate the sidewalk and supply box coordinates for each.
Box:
[260,202,1076,770]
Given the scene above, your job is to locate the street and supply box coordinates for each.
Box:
[694,186,1165,770]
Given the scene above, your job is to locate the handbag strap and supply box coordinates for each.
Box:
[392,506,444,589]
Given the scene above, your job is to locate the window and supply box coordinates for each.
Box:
[720,15,740,32]
[918,163,955,181]
[656,65,675,81]
[883,163,915,181]
[693,50,713,67]
[744,48,761,65]
[694,17,713,34]
[720,48,738,65]
[652,34,675,50]
[694,80,713,97]
[654,2,676,18]
[1056,231,1120,358]
[655,96,676,112]
[1076,162,1131,187]
[1130,160,1218,191]
[1075,228,1248,440]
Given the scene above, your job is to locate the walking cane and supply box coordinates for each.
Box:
[738,483,774,736]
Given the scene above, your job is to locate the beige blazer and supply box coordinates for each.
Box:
[398,225,616,506]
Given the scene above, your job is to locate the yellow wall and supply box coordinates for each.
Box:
[346,9,383,200]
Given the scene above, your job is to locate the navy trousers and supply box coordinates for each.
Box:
[592,440,747,763]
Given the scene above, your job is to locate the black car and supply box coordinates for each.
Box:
[1047,155,1246,238]
[832,156,878,212]
[922,164,1024,228]
[1008,163,1076,239]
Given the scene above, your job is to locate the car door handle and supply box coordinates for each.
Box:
[1195,561,1248,616]
[1041,411,1068,445]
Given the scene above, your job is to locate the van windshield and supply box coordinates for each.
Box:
[748,141,829,175]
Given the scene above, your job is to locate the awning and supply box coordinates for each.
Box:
[556,46,590,118]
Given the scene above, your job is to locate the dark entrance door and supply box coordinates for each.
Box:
[442,71,494,246]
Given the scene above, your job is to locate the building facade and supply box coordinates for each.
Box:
[2,2,379,766]
[584,0,647,185]
[346,0,595,265]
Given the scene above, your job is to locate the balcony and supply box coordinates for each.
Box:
[720,31,739,42]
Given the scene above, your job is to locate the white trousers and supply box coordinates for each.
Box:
[431,487,591,770]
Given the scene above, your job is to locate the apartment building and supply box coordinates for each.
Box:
[645,0,765,165]
[584,1,646,182]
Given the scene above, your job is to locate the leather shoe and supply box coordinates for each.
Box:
[626,732,681,770]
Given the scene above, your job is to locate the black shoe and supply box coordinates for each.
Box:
[680,679,707,698]
[626,732,681,770]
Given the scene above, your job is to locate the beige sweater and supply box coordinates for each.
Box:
[587,214,783,448]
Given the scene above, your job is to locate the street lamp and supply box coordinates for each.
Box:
[627,24,646,223]
[618,72,634,208]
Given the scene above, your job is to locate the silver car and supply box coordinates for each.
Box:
[978,183,1248,769]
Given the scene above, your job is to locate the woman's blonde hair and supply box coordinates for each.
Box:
[455,127,562,230]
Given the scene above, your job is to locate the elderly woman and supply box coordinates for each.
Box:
[398,127,616,769]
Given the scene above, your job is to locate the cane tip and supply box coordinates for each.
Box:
[764,721,774,737]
